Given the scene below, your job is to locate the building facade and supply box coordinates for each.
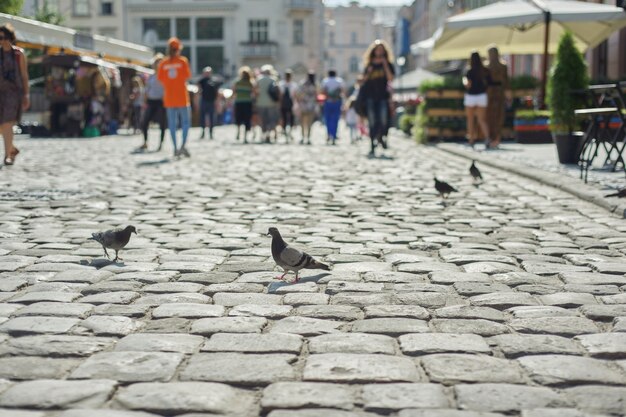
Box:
[324,1,393,86]
[23,0,324,80]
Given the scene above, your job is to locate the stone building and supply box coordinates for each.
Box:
[323,1,394,87]
[23,0,325,79]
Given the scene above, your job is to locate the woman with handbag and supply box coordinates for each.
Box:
[0,24,29,166]
[361,39,394,156]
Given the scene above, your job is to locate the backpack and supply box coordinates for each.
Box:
[268,80,280,102]
[281,84,293,110]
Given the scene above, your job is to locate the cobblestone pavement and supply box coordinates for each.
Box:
[0,125,625,417]
[445,142,626,192]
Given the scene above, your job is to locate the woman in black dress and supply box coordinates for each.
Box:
[0,24,29,165]
[361,39,395,156]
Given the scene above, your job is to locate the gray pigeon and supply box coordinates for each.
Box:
[469,160,483,183]
[268,227,330,282]
[605,188,626,198]
[434,177,457,198]
[89,225,137,262]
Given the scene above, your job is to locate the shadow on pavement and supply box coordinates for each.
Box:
[136,158,172,167]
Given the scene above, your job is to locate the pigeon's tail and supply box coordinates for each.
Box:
[306,259,330,271]
[605,192,619,198]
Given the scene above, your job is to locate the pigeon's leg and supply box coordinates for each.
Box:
[275,271,288,280]
[294,271,300,283]
[113,250,120,262]
[102,246,110,259]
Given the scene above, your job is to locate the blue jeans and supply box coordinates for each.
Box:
[367,98,388,141]
[166,106,190,150]
[199,99,215,135]
[323,100,342,140]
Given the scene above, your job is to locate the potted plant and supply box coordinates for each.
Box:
[548,31,589,163]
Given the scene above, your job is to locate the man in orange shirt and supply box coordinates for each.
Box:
[157,37,192,158]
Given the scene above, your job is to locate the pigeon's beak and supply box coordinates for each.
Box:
[134,230,138,235]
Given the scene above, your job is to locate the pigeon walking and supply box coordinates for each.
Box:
[605,188,626,198]
[434,177,458,198]
[89,225,137,262]
[268,227,330,282]
[469,160,483,183]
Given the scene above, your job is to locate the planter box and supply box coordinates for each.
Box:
[514,117,552,144]
[425,89,465,99]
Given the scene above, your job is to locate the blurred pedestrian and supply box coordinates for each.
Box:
[321,69,344,145]
[157,37,192,158]
[140,53,167,151]
[197,66,220,140]
[345,98,359,143]
[279,69,298,142]
[297,70,317,145]
[463,51,491,148]
[361,39,395,156]
[256,65,280,143]
[129,75,145,134]
[487,45,510,148]
[0,23,29,166]
[233,66,256,143]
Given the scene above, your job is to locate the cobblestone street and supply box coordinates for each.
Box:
[0,125,625,417]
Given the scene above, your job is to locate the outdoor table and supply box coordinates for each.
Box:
[575,83,626,183]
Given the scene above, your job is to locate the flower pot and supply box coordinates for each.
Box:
[553,132,583,164]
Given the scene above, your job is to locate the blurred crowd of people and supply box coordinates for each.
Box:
[130,37,398,158]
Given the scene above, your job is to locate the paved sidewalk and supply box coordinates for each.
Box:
[0,125,625,417]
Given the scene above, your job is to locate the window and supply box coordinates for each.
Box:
[176,18,190,41]
[143,18,170,41]
[73,0,90,16]
[351,31,357,44]
[329,57,336,69]
[197,18,223,40]
[293,19,304,45]
[74,27,91,34]
[100,1,113,16]
[248,20,268,43]
[329,31,335,46]
[349,56,359,73]
[196,46,224,74]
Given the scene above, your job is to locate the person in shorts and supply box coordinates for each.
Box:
[463,51,491,148]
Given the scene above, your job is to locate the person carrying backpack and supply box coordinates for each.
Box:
[279,69,298,142]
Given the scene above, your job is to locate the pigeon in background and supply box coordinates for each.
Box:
[605,188,626,198]
[90,225,137,262]
[268,227,330,282]
[469,160,483,183]
[434,177,458,198]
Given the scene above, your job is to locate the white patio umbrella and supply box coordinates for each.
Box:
[431,0,626,104]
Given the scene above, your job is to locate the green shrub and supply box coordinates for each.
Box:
[419,76,464,93]
[414,102,427,144]
[510,75,539,91]
[548,31,589,133]
[399,113,414,136]
[514,109,551,120]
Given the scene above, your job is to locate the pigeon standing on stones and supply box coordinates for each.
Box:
[268,227,330,282]
[605,188,626,198]
[89,225,137,262]
[469,160,483,183]
[434,177,458,198]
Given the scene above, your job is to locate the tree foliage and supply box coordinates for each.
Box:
[548,31,589,133]
[33,0,64,25]
[0,0,24,15]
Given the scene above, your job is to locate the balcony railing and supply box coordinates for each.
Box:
[286,0,316,12]
[240,42,278,59]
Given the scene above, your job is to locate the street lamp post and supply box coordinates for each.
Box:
[396,56,406,102]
